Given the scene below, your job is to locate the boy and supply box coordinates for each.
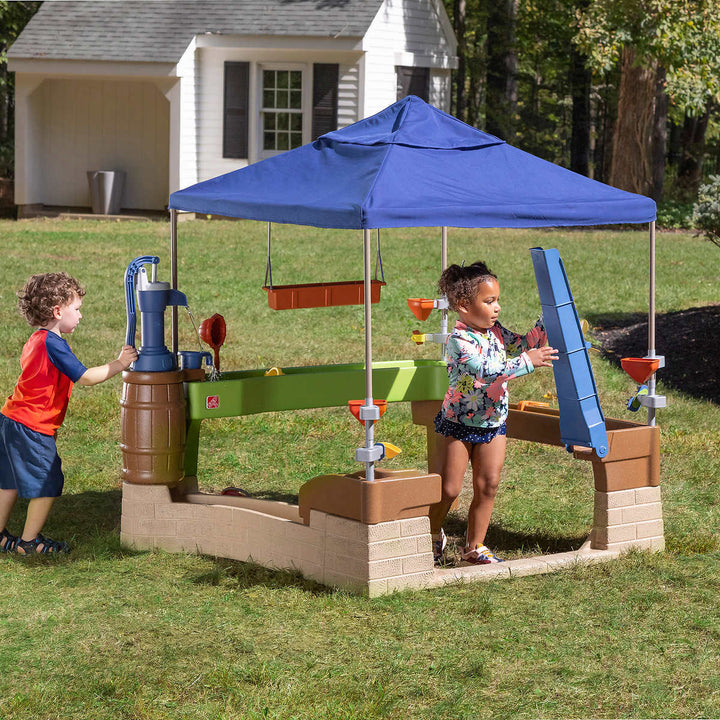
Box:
[0,272,137,555]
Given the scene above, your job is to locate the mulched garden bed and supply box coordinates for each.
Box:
[592,304,720,404]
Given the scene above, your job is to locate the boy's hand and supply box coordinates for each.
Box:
[527,346,558,368]
[119,345,138,369]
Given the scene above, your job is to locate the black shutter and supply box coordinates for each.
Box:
[224,61,249,158]
[396,66,429,102]
[312,63,339,140]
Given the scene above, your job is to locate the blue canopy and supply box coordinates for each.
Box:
[169,96,656,229]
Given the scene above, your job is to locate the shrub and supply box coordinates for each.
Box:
[656,200,695,230]
[692,175,720,247]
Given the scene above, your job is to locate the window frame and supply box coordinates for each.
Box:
[257,62,310,160]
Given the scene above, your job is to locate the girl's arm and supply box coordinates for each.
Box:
[494,315,547,356]
[451,336,535,384]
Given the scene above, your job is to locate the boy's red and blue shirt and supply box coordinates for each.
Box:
[1,329,87,435]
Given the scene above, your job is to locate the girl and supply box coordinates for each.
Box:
[429,262,557,565]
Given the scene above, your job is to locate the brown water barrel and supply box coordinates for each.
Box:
[120,370,186,485]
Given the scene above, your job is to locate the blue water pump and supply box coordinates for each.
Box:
[124,256,187,372]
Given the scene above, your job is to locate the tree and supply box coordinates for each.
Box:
[0,1,41,177]
[576,0,720,197]
[485,0,519,141]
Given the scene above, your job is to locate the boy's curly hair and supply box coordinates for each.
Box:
[438,261,497,312]
[17,272,86,327]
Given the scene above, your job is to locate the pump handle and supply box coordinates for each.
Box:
[124,256,160,347]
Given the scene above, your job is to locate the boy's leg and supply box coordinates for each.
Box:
[0,489,19,547]
[20,496,56,543]
[466,434,507,549]
[0,488,18,528]
[428,437,470,535]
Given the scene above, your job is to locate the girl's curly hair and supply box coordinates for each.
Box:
[17,272,85,327]
[438,262,497,312]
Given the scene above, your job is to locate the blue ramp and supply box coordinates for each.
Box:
[530,247,608,458]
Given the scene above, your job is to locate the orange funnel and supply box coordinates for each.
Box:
[407,298,435,321]
[621,357,660,384]
[348,399,387,426]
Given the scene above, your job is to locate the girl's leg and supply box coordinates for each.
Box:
[20,496,56,542]
[466,435,507,549]
[429,437,471,534]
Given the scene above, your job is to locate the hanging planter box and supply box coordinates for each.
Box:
[263,280,385,310]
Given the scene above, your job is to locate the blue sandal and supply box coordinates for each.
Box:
[0,528,18,552]
[15,533,70,555]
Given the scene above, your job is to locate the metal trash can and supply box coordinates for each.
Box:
[87,170,125,214]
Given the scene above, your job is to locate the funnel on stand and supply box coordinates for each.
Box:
[621,357,660,385]
[348,399,387,426]
[407,298,435,321]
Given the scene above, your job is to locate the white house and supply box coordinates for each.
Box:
[9,0,456,215]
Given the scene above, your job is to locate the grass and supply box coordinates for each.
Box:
[0,217,719,719]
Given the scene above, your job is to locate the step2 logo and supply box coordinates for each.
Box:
[205,395,219,410]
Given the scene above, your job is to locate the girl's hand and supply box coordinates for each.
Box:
[527,346,558,368]
[118,344,139,369]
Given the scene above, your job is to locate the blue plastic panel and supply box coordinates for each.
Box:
[541,303,586,353]
[530,247,608,457]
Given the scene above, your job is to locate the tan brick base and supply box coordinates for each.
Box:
[120,481,433,597]
[591,486,665,551]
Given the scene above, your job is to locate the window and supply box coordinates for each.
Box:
[262,69,303,152]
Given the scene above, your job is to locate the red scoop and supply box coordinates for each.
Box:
[199,314,226,371]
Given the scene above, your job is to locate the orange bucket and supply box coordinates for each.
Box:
[621,357,660,384]
[407,298,435,321]
[348,399,387,426]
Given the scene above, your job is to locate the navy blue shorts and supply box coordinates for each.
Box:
[434,412,507,445]
[0,414,65,498]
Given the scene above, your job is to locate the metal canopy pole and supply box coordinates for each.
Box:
[647,220,657,426]
[170,209,179,356]
[362,228,376,481]
[440,227,448,357]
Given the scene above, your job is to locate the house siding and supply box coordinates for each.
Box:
[362,0,455,115]
[28,78,169,210]
[177,40,198,191]
[193,46,362,184]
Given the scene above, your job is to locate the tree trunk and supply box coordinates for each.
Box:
[650,66,668,202]
[570,47,592,176]
[485,0,518,141]
[453,0,467,121]
[677,109,710,197]
[0,61,7,146]
[609,46,657,194]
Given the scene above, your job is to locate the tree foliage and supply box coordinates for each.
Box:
[692,175,720,247]
[575,0,720,115]
[0,1,40,176]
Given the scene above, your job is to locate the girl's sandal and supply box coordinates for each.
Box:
[0,528,19,553]
[15,533,70,555]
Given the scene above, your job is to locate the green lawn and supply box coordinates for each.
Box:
[0,218,719,719]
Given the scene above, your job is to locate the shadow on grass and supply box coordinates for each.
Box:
[587,305,720,404]
[5,488,147,561]
[190,558,335,596]
[444,512,588,555]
